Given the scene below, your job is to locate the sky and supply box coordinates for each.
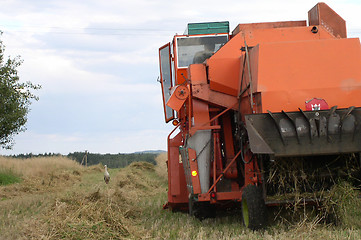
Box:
[0,0,360,155]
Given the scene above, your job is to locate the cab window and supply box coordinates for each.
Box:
[176,35,228,68]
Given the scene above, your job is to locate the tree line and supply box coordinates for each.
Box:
[68,152,159,168]
[10,152,160,168]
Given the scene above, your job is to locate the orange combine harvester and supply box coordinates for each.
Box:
[158,2,361,229]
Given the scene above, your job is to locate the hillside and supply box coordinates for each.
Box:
[0,154,361,239]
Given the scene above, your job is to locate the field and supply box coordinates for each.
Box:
[0,154,361,240]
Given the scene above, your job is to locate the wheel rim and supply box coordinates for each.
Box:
[242,199,249,227]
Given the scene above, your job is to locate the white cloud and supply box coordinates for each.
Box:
[4,127,173,155]
[0,0,360,155]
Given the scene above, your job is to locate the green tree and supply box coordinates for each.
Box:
[0,31,41,149]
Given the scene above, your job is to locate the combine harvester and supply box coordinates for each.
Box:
[158,2,361,229]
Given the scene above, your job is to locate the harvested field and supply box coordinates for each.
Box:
[0,153,360,239]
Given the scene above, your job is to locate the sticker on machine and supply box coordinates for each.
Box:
[305,98,329,111]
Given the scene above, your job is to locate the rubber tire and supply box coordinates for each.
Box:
[241,185,267,230]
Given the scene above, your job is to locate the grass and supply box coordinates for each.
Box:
[0,153,360,239]
[0,155,83,178]
[137,154,361,240]
[0,169,21,186]
[324,181,361,228]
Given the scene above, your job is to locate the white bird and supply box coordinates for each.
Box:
[104,165,110,184]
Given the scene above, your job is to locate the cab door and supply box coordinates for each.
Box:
[159,43,175,122]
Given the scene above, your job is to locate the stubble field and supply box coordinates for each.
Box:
[0,153,360,239]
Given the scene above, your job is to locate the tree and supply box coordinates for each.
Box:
[0,31,41,149]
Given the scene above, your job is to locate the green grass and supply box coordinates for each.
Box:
[0,169,21,186]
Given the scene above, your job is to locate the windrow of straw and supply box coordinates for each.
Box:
[322,181,361,228]
[19,159,167,239]
[265,154,361,225]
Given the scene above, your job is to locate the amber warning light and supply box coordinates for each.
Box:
[172,119,179,126]
[191,170,198,177]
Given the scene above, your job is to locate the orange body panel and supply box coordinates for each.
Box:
[188,64,208,85]
[187,64,212,130]
[167,131,188,204]
[208,26,337,97]
[252,38,361,112]
[175,68,188,85]
[167,85,189,112]
[189,64,238,109]
[192,99,211,127]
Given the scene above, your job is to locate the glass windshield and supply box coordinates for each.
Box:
[176,35,228,68]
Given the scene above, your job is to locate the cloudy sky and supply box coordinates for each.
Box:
[0,0,360,155]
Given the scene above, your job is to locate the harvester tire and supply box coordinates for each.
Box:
[241,185,267,230]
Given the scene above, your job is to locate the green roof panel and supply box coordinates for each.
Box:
[187,21,229,35]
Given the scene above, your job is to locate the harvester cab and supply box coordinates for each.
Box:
[158,2,361,229]
[159,22,229,122]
